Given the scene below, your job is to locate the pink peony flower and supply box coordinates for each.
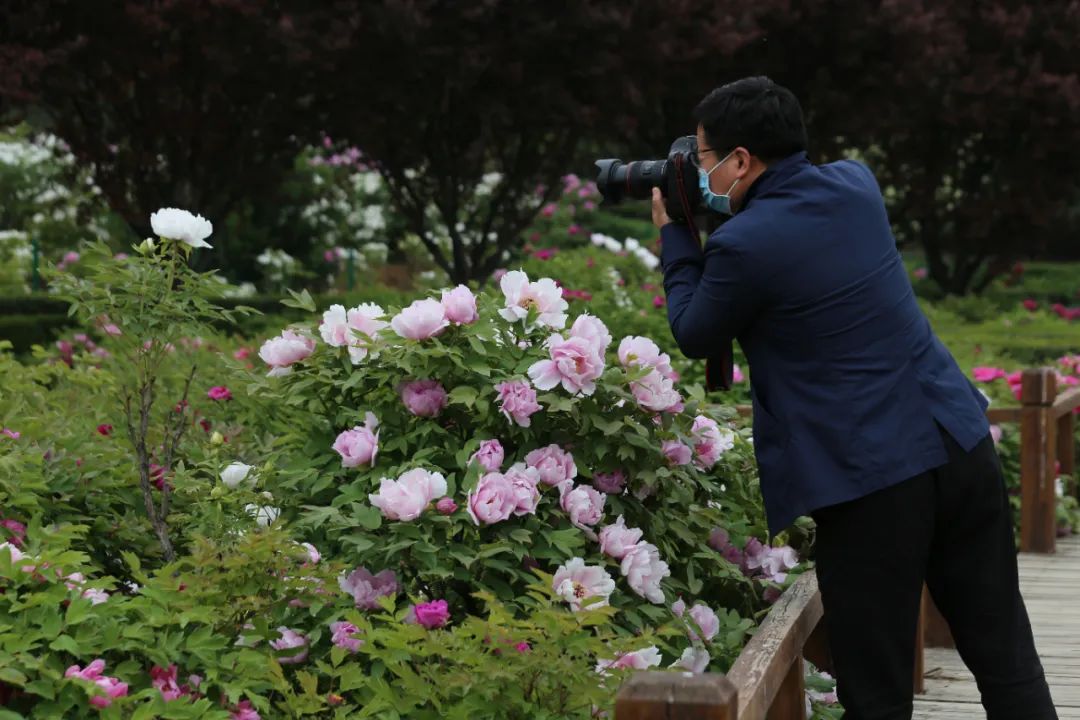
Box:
[82,588,110,605]
[231,700,261,720]
[553,557,615,611]
[661,439,692,466]
[1023,298,1038,312]
[541,202,558,217]
[690,415,735,469]
[2,428,21,439]
[258,329,315,377]
[435,497,458,515]
[617,336,677,380]
[672,598,720,642]
[528,333,606,396]
[595,646,662,674]
[498,271,568,329]
[369,468,447,521]
[0,519,26,546]
[469,439,505,472]
[339,566,398,609]
[270,627,309,664]
[525,444,577,486]
[298,542,320,565]
[467,472,518,525]
[913,267,928,279]
[745,543,799,583]
[233,347,252,361]
[621,542,670,603]
[329,621,363,652]
[150,664,185,701]
[504,463,541,516]
[671,646,711,674]
[400,379,448,417]
[408,599,450,629]
[65,660,129,708]
[207,385,232,401]
[560,483,605,529]
[599,515,643,560]
[332,413,380,468]
[441,285,479,325]
[568,313,612,357]
[972,367,1006,383]
[592,470,627,495]
[990,424,1003,445]
[96,423,113,436]
[391,298,449,340]
[631,370,683,413]
[733,363,745,383]
[494,380,542,427]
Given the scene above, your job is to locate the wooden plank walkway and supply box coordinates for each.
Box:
[914,534,1080,718]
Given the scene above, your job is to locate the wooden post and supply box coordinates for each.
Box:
[765,658,804,720]
[920,585,954,649]
[615,672,738,720]
[1020,369,1058,553]
[1058,411,1076,498]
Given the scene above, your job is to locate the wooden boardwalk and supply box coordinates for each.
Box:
[914,534,1080,718]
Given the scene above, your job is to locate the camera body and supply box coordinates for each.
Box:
[594,136,702,222]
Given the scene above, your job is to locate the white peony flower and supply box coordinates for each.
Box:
[245,503,281,527]
[220,462,254,489]
[150,207,213,249]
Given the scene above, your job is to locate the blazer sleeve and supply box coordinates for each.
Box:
[659,222,762,360]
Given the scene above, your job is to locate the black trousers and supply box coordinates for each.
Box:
[811,426,1058,720]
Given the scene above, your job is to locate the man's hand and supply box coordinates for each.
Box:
[651,188,672,229]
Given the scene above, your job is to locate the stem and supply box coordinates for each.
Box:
[160,365,197,521]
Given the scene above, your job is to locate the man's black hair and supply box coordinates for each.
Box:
[694,76,808,163]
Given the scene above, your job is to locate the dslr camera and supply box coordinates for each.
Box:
[594,136,703,222]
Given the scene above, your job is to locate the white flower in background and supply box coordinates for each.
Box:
[150,208,213,249]
[245,503,281,527]
[220,462,254,489]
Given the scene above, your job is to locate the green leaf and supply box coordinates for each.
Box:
[64,600,92,626]
[354,504,383,531]
[282,288,317,312]
[49,635,79,654]
[0,667,26,686]
[24,680,55,699]
[448,386,479,408]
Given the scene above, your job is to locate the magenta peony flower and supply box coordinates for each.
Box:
[469,439,505,472]
[391,298,449,340]
[494,380,542,427]
[661,439,692,467]
[435,497,458,515]
[466,472,518,525]
[66,660,129,708]
[231,700,261,720]
[1,428,20,440]
[369,468,447,521]
[621,542,670,603]
[207,385,232,401]
[441,285,479,325]
[409,599,450,629]
[150,664,185,701]
[592,470,627,495]
[525,444,577,486]
[560,483,605,529]
[972,366,1007,383]
[259,329,315,377]
[339,566,398,609]
[733,363,745,383]
[528,333,605,396]
[598,515,643,560]
[329,621,364,652]
[504,463,541,516]
[553,557,615,611]
[400,379,448,417]
[269,627,308,665]
[332,412,379,468]
[96,423,113,436]
[1023,298,1038,312]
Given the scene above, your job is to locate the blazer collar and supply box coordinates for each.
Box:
[742,151,809,208]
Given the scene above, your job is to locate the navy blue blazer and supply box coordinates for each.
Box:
[660,152,990,537]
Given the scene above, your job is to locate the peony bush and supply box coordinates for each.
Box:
[0,207,804,717]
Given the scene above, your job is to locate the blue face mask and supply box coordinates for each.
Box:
[698,151,739,215]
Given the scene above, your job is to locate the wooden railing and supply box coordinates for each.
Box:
[724,367,1080,554]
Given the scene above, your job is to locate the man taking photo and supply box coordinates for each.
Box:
[653,75,1057,720]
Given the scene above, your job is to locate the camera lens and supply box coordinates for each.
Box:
[595,158,668,205]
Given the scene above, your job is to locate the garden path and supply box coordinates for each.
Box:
[913,533,1080,718]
